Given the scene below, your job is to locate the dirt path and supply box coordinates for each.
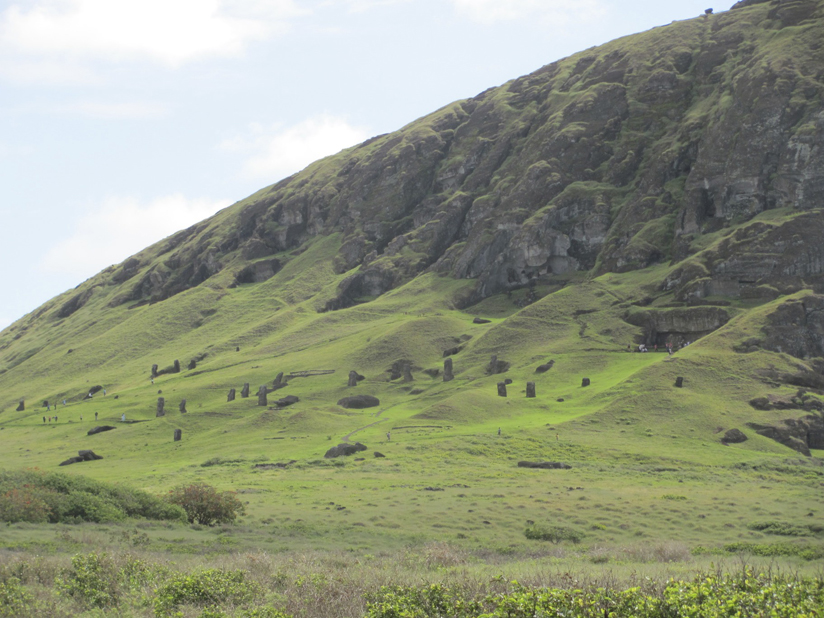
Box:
[341,404,395,442]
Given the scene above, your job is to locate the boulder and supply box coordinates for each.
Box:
[16,400,24,412]
[721,428,747,444]
[87,425,116,436]
[348,371,365,386]
[257,386,268,406]
[526,382,536,398]
[517,461,572,469]
[325,442,368,458]
[497,382,507,397]
[473,317,491,324]
[749,396,771,410]
[581,378,591,387]
[443,358,454,382]
[227,388,236,402]
[59,450,103,466]
[179,399,187,413]
[504,378,513,385]
[274,395,300,408]
[241,383,250,398]
[535,360,555,373]
[156,397,165,417]
[675,376,684,388]
[174,429,182,442]
[337,395,380,409]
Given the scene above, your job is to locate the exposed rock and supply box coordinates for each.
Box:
[179,399,187,414]
[241,383,250,398]
[234,258,282,285]
[536,360,555,373]
[497,382,507,397]
[174,429,182,442]
[624,307,730,347]
[582,378,591,387]
[348,371,365,386]
[82,385,103,400]
[16,400,23,412]
[227,388,236,402]
[387,359,414,381]
[443,358,454,382]
[747,413,824,456]
[274,395,299,408]
[374,451,386,458]
[257,386,268,406]
[749,396,771,410]
[59,450,103,466]
[518,461,572,469]
[721,428,747,444]
[325,442,368,458]
[423,368,440,378]
[188,359,197,370]
[759,295,824,359]
[443,346,461,357]
[675,376,684,388]
[473,317,491,324]
[337,395,380,409]
[156,397,165,417]
[87,425,116,436]
[526,382,536,398]
[486,355,510,375]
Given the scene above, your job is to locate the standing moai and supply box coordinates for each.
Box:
[443,358,454,382]
[174,429,182,442]
[257,386,268,406]
[227,388,236,402]
[241,383,250,398]
[487,355,498,375]
[188,359,197,370]
[16,400,24,412]
[156,397,166,417]
[179,399,187,413]
[151,364,159,378]
[348,371,359,387]
[526,382,536,398]
[581,378,591,387]
[402,362,413,383]
[272,372,285,390]
[675,376,684,388]
[497,382,507,397]
[173,360,181,373]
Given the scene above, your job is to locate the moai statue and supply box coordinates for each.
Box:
[257,386,268,406]
[179,399,187,413]
[173,359,181,373]
[675,376,684,388]
[402,362,413,383]
[443,358,454,382]
[151,364,159,378]
[581,378,591,387]
[174,429,182,442]
[16,400,24,412]
[156,397,166,417]
[241,383,250,398]
[487,355,498,374]
[227,388,236,402]
[526,382,536,398]
[348,371,359,387]
[188,359,197,370]
[497,382,507,397]
[272,372,285,390]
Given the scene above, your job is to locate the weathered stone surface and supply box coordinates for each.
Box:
[374,451,386,458]
[87,425,116,436]
[721,428,747,443]
[188,359,197,370]
[486,355,510,375]
[241,383,250,398]
[151,364,158,378]
[758,295,824,359]
[179,399,187,413]
[747,413,824,456]
[272,372,286,391]
[83,385,103,400]
[234,258,281,285]
[156,397,165,417]
[517,461,572,469]
[337,395,380,409]
[443,358,454,382]
[535,360,555,373]
[324,442,367,458]
[526,382,536,398]
[348,371,365,386]
[675,376,684,388]
[274,395,299,408]
[402,363,414,382]
[473,317,491,324]
[582,378,591,387]
[257,386,268,406]
[59,450,103,466]
[16,400,24,412]
[497,382,507,397]
[173,360,181,373]
[174,429,182,442]
[227,388,236,402]
[625,307,730,347]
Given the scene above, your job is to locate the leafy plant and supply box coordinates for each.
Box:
[524,524,584,544]
[152,568,261,617]
[166,483,245,525]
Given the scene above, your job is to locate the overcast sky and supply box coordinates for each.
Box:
[0,0,736,329]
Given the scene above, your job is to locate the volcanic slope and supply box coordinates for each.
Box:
[0,0,823,553]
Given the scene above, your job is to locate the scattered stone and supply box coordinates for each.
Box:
[179,399,187,414]
[188,359,197,370]
[722,428,747,444]
[526,382,536,398]
[536,360,555,373]
[151,364,159,378]
[497,382,507,397]
[423,486,444,491]
[557,398,565,402]
[324,442,367,458]
[518,461,572,469]
[473,317,491,324]
[227,388,236,402]
[257,386,268,406]
[59,450,103,466]
[274,395,299,408]
[16,400,24,412]
[348,371,365,386]
[173,360,181,373]
[87,425,116,436]
[156,397,165,417]
[443,358,454,382]
[581,378,591,387]
[374,451,385,458]
[337,395,380,409]
[157,390,162,394]
[675,376,684,388]
[174,429,182,442]
[252,460,297,469]
[241,383,250,398]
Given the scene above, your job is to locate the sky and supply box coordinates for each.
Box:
[0,0,737,329]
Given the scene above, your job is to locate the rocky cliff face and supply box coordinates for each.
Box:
[19,0,824,318]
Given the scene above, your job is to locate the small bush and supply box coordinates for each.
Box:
[152,569,261,617]
[56,552,120,608]
[746,520,820,536]
[524,524,583,544]
[0,577,32,617]
[0,488,51,523]
[166,483,245,525]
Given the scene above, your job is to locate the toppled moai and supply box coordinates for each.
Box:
[526,382,536,398]
[227,388,236,402]
[443,358,454,382]
[497,382,507,397]
[156,397,165,417]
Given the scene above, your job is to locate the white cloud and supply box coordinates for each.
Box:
[0,0,304,67]
[221,113,370,180]
[451,0,606,25]
[55,100,168,119]
[39,194,231,278]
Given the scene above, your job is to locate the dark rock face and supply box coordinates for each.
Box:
[234,258,281,285]
[473,317,491,324]
[625,307,729,347]
[518,461,572,469]
[675,377,684,388]
[486,355,510,375]
[325,442,368,458]
[227,388,236,402]
[497,382,507,397]
[174,429,182,442]
[387,360,414,381]
[535,360,555,373]
[526,382,536,398]
[241,383,250,398]
[257,386,268,406]
[16,400,24,412]
[274,395,299,408]
[156,397,165,417]
[87,425,115,436]
[747,413,824,456]
[179,399,187,413]
[348,371,365,386]
[722,428,747,444]
[337,395,380,409]
[59,450,103,466]
[759,295,824,359]
[443,358,454,382]
[582,378,591,387]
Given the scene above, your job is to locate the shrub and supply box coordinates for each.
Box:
[0,577,32,617]
[524,524,583,544]
[166,483,245,525]
[152,569,261,617]
[0,488,51,523]
[56,552,120,608]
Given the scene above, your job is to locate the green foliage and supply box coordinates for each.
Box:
[56,552,120,608]
[523,524,584,544]
[152,568,261,617]
[0,487,51,523]
[0,577,32,618]
[723,542,824,561]
[167,483,245,525]
[747,521,823,536]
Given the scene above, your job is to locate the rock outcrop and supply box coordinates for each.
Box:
[747,413,824,456]
[325,442,368,458]
[337,395,380,409]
